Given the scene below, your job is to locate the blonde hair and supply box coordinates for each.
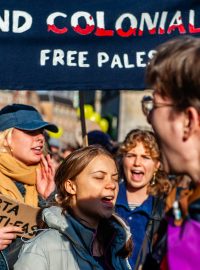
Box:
[0,128,13,153]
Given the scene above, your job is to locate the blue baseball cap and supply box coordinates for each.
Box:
[0,104,58,132]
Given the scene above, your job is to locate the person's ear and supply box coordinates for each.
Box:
[64,180,77,195]
[4,135,12,153]
[183,107,199,141]
[155,161,160,171]
[4,135,11,147]
[4,139,9,147]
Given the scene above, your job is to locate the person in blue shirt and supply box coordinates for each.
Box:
[115,129,170,269]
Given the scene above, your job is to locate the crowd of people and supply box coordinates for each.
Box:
[0,35,199,270]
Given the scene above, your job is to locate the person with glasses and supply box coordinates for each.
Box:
[142,36,200,270]
[115,129,170,269]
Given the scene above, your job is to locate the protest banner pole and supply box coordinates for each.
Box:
[79,91,88,147]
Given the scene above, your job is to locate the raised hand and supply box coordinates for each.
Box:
[36,154,56,199]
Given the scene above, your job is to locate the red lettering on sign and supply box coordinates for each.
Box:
[158,27,165,34]
[73,24,95,35]
[48,24,68,34]
[116,27,136,37]
[149,28,156,34]
[95,27,114,36]
[189,23,200,33]
[138,29,143,36]
[167,23,186,34]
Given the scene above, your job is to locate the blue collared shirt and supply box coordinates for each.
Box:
[115,181,153,269]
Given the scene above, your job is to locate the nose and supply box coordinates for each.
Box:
[106,177,117,190]
[35,133,45,143]
[134,156,141,166]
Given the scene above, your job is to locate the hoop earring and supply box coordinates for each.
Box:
[150,171,157,186]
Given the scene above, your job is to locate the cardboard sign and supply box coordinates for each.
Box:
[0,194,40,239]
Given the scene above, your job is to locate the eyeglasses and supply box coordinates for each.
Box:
[141,95,175,117]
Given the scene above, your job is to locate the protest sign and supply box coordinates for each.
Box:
[0,194,40,239]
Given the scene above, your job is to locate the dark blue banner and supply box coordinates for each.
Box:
[0,1,200,90]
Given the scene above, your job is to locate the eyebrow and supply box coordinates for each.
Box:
[125,152,151,156]
[90,171,119,176]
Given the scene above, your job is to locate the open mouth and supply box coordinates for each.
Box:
[131,169,144,181]
[31,146,43,154]
[101,196,114,207]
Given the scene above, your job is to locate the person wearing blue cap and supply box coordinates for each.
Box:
[0,103,58,270]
